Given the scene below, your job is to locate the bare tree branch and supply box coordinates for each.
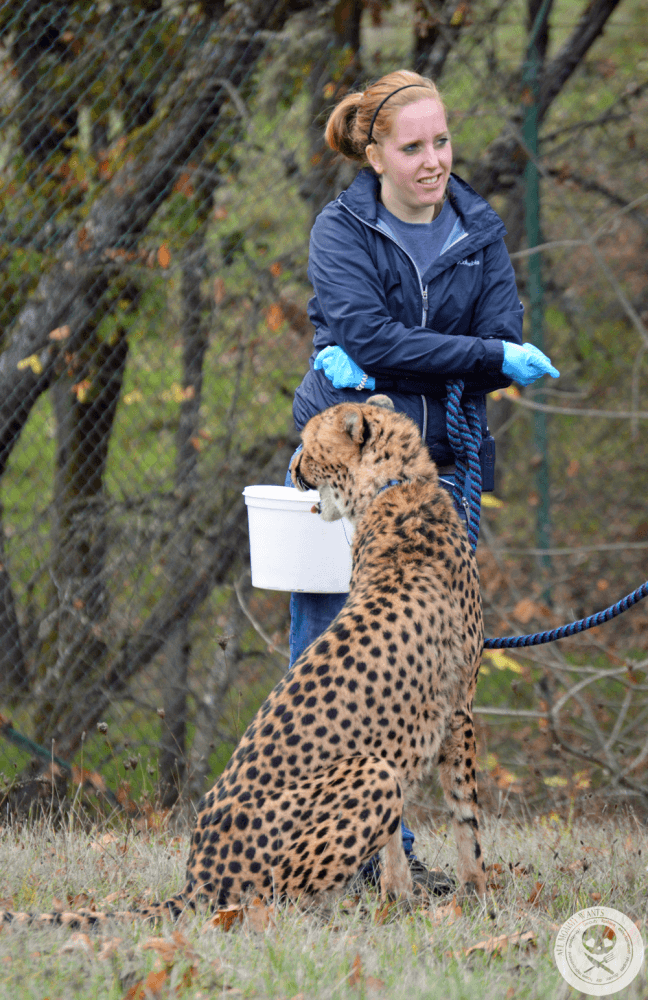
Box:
[538,0,625,122]
[0,0,328,480]
[53,430,300,759]
[234,570,290,661]
[470,0,626,199]
[503,395,648,419]
[488,542,648,556]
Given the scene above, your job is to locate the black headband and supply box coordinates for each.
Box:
[365,84,423,146]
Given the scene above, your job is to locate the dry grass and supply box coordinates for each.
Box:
[0,808,646,999]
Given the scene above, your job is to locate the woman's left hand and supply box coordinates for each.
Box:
[314,346,376,390]
[501,342,560,386]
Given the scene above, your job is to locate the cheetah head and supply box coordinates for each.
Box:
[290,402,438,524]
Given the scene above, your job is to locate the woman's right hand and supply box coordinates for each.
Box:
[501,342,559,386]
[314,346,376,390]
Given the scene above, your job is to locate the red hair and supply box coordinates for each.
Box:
[324,70,443,162]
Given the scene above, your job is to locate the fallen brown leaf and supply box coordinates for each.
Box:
[559,858,589,874]
[178,965,198,992]
[528,881,544,905]
[97,936,123,961]
[59,932,94,956]
[203,905,244,932]
[141,937,177,965]
[347,953,384,992]
[103,891,130,905]
[465,930,536,957]
[513,597,551,624]
[348,953,363,986]
[427,894,462,926]
[48,325,70,341]
[373,899,399,925]
[90,833,119,851]
[67,892,93,910]
[123,969,168,1000]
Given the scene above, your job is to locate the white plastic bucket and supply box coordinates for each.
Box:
[242,485,354,593]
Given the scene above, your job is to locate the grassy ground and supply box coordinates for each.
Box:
[0,810,646,999]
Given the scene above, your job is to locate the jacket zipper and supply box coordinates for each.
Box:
[340,204,429,326]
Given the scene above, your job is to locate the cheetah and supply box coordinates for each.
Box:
[1,400,485,930]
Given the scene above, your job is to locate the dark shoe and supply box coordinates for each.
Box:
[348,855,455,897]
[408,857,456,897]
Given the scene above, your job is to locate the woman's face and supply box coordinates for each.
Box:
[366,98,452,224]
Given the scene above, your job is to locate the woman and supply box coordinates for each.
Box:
[285,69,558,887]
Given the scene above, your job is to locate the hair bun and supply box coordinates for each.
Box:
[324,92,364,160]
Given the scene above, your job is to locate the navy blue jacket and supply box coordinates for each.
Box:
[293,169,523,467]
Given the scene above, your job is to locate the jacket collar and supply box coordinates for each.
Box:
[337,168,506,244]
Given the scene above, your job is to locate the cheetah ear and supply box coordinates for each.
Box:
[343,405,371,449]
[366,394,395,412]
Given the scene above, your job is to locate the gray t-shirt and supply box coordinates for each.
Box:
[376,197,458,277]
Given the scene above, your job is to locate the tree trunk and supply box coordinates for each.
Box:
[33,332,129,745]
[52,429,300,759]
[158,186,213,807]
[10,2,75,164]
[299,0,363,225]
[187,588,248,801]
[413,0,469,81]
[0,0,328,487]
[469,0,624,201]
[0,502,27,695]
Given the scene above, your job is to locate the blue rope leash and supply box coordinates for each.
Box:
[445,379,482,550]
[444,380,648,648]
[483,580,648,647]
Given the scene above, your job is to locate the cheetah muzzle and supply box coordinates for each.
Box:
[1,401,486,930]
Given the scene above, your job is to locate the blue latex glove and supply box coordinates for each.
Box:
[314,345,376,390]
[501,342,560,386]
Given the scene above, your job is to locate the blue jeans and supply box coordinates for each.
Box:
[284,454,469,864]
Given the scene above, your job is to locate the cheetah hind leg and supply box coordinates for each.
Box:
[437,711,486,899]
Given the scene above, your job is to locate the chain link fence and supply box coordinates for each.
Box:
[0,0,320,812]
[1,0,647,816]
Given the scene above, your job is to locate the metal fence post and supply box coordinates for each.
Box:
[522,0,552,583]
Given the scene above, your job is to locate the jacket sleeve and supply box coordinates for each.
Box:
[469,238,523,346]
[308,209,506,381]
